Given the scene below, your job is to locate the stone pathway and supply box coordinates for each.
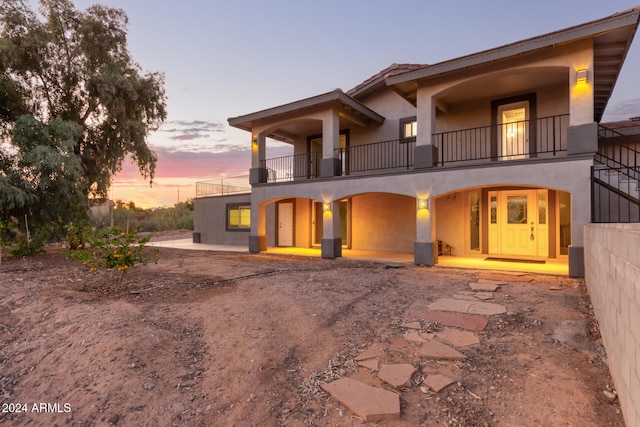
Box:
[321,279,508,421]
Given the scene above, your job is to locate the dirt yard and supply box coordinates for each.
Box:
[0,240,624,426]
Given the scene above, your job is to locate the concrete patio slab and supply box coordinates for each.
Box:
[378,363,417,388]
[321,378,400,422]
[418,339,467,360]
[424,374,456,393]
[409,310,489,332]
[435,328,480,347]
[428,298,506,315]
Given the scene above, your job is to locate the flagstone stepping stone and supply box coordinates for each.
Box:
[474,292,494,300]
[404,330,429,343]
[358,359,379,371]
[424,374,456,392]
[321,378,400,422]
[478,279,507,285]
[388,336,410,348]
[418,339,466,360]
[400,321,422,329]
[355,344,383,361]
[435,328,480,347]
[378,363,417,388]
[454,293,479,301]
[479,273,533,282]
[410,310,488,332]
[469,282,501,292]
[428,298,506,315]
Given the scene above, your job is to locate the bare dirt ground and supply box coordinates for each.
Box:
[0,236,624,426]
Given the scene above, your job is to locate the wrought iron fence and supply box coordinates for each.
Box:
[432,114,569,165]
[336,138,415,175]
[260,152,320,183]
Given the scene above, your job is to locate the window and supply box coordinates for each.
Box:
[227,204,251,230]
[400,116,417,140]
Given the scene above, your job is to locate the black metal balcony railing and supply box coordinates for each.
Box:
[432,114,569,165]
[257,115,570,183]
[261,152,320,182]
[336,138,415,175]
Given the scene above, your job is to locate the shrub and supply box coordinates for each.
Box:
[67,226,158,283]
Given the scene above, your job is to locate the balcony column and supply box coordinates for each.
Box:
[321,109,340,177]
[321,200,342,259]
[249,202,267,253]
[414,91,438,168]
[249,133,267,184]
[414,197,437,265]
[568,181,590,277]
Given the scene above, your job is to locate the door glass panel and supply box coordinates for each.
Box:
[538,194,547,225]
[470,193,480,251]
[490,196,497,224]
[507,196,527,224]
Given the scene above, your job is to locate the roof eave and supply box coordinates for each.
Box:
[386,8,640,86]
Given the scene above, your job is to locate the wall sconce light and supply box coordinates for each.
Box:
[576,69,588,84]
[251,136,258,146]
[323,202,331,212]
[418,198,429,210]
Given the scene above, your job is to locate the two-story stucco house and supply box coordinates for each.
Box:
[194,7,640,277]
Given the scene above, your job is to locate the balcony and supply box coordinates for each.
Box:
[258,114,569,183]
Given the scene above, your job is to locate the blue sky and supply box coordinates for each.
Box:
[43,1,640,206]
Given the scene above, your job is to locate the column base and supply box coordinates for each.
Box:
[414,241,438,266]
[568,245,585,277]
[321,238,342,259]
[249,235,267,253]
[414,145,438,169]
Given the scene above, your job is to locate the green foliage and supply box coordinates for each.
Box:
[9,237,45,256]
[0,0,166,238]
[89,199,194,232]
[67,225,158,283]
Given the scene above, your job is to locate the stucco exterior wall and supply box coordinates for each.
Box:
[194,193,251,245]
[435,192,466,255]
[349,87,416,145]
[351,193,415,252]
[584,223,640,427]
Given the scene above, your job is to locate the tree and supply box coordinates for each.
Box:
[0,0,166,237]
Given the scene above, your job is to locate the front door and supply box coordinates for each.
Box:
[489,190,548,258]
[278,202,294,247]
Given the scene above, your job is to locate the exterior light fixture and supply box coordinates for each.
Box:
[251,136,258,146]
[576,69,588,84]
[323,202,331,212]
[418,198,429,210]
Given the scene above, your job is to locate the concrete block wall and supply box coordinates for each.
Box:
[584,223,640,427]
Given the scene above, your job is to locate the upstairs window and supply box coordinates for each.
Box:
[400,116,417,141]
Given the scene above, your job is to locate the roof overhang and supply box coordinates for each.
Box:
[228,89,385,137]
[386,7,640,122]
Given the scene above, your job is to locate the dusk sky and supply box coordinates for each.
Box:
[61,0,640,207]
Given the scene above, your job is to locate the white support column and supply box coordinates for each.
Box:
[415,88,438,168]
[321,200,342,258]
[321,109,340,177]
